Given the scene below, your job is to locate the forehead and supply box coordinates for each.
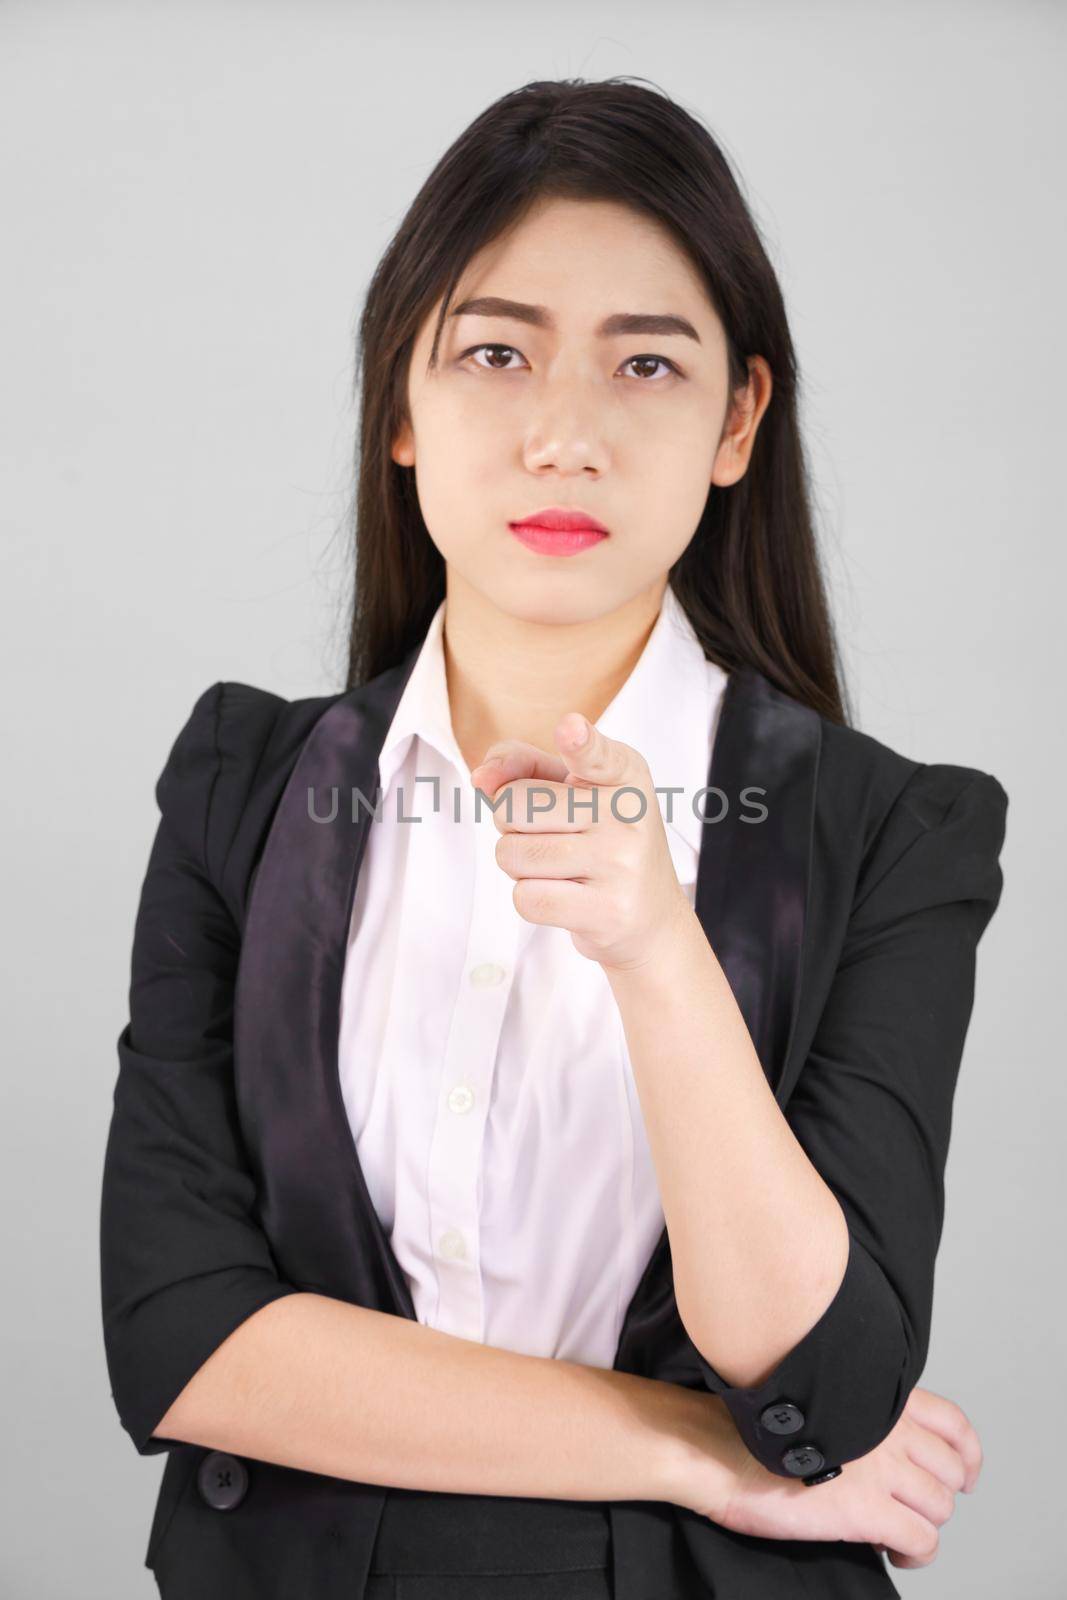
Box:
[427,196,715,343]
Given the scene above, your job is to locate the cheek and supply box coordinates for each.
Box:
[630,396,717,458]
[429,377,518,431]
[628,406,719,514]
[416,388,513,482]
[410,424,500,563]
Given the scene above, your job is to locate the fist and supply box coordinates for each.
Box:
[469,711,692,973]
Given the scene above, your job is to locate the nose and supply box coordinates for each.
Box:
[521,378,610,477]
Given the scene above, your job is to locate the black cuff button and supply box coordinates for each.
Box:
[803,1465,843,1486]
[760,1401,805,1435]
[197,1451,249,1511]
[781,1444,825,1477]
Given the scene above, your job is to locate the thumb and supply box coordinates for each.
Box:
[553,712,637,788]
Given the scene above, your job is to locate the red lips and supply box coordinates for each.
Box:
[509,507,609,534]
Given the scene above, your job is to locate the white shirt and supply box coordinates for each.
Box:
[337,585,729,1368]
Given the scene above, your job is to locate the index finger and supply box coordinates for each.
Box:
[470,740,569,792]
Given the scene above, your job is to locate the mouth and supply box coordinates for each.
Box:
[507,507,610,557]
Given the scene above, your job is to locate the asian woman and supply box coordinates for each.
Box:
[100,77,1008,1600]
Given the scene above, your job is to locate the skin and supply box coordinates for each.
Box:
[390,194,982,1566]
[390,191,771,775]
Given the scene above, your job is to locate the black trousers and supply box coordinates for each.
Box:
[364,1487,614,1600]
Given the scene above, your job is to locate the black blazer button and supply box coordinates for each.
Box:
[197,1451,249,1510]
[760,1401,805,1435]
[781,1444,826,1477]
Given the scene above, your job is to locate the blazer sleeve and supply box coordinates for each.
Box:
[99,681,304,1457]
[692,763,1009,1482]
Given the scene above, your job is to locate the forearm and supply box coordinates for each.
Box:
[152,1291,733,1507]
[605,904,850,1389]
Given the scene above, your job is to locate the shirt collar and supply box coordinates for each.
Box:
[376,586,727,873]
[594,584,727,862]
[376,597,463,798]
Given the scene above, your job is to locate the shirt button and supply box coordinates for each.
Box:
[469,962,507,988]
[447,1085,475,1114]
[438,1228,467,1261]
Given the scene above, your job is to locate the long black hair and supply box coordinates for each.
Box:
[341,76,851,725]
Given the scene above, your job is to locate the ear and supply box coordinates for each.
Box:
[391,417,415,467]
[711,355,773,488]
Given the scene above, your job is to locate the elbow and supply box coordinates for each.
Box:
[678,1196,852,1392]
[678,1302,797,1393]
[690,1230,919,1482]
[102,1269,303,1458]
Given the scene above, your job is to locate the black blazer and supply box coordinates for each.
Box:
[100,652,1008,1600]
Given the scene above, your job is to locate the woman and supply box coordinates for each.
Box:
[100,78,1007,1600]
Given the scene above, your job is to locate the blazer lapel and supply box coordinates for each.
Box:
[234,655,821,1336]
[234,646,422,1321]
[694,664,821,1102]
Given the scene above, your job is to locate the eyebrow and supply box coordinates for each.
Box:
[447,296,702,345]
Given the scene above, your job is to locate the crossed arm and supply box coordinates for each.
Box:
[607,764,1008,1481]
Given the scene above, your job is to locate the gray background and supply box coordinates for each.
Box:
[2,2,1062,1596]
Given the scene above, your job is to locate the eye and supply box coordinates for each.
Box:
[621,354,681,381]
[462,343,528,371]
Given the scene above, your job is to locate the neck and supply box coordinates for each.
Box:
[441,570,668,774]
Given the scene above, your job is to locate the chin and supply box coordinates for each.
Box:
[486,582,615,629]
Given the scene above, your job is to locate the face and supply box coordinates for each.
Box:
[391,194,772,626]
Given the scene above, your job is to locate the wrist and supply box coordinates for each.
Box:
[641,1381,742,1519]
[601,890,701,991]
